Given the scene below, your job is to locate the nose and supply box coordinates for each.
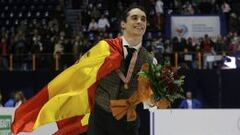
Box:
[136,18,143,24]
[137,18,141,22]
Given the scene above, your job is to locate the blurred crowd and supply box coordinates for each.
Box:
[0,90,26,108]
[2,0,240,109]
[0,0,240,71]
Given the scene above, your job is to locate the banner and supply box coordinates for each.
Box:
[0,115,11,135]
[0,108,58,135]
[168,15,225,39]
[150,109,240,135]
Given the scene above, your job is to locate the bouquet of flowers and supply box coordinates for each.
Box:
[138,63,185,108]
[110,63,185,121]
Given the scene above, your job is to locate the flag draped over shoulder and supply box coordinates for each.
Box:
[11,38,123,134]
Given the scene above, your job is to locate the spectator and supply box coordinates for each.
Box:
[229,13,239,33]
[53,39,64,58]
[164,39,172,54]
[97,15,110,32]
[88,18,98,32]
[222,0,231,31]
[148,0,157,30]
[14,91,26,108]
[201,34,215,69]
[0,56,8,70]
[4,92,15,107]
[73,35,83,60]
[62,38,74,68]
[179,91,202,109]
[221,0,231,14]
[90,6,101,20]
[185,2,195,15]
[155,0,164,29]
[228,34,239,54]
[152,34,164,53]
[214,36,227,52]
[185,37,195,52]
[11,31,28,54]
[0,37,8,70]
[179,37,187,52]
[31,33,43,54]
[0,37,8,56]
[0,91,3,107]
[172,36,180,52]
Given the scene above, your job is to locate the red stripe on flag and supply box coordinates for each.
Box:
[54,116,88,135]
[11,86,49,134]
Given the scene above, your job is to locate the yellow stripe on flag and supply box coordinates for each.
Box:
[33,40,111,129]
[81,113,90,126]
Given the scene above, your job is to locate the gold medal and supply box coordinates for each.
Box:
[124,84,128,89]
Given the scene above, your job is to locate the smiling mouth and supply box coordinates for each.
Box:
[134,27,143,30]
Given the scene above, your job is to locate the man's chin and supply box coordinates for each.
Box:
[133,31,144,36]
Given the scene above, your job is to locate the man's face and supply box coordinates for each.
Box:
[14,93,21,102]
[186,92,192,99]
[121,8,147,37]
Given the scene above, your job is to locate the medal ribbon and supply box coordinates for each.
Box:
[116,51,138,89]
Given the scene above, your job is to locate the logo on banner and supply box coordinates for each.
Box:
[0,115,12,135]
[175,24,188,38]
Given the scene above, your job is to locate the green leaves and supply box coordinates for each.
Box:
[138,71,149,78]
[138,63,185,106]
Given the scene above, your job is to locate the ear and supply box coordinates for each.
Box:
[121,21,126,30]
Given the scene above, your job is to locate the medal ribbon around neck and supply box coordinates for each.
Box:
[116,51,138,89]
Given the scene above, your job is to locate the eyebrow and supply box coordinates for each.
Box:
[130,14,146,18]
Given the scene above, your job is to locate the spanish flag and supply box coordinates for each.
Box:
[11,38,123,134]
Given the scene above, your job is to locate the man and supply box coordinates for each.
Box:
[87,5,153,135]
[0,91,3,107]
[179,91,202,109]
[4,92,15,107]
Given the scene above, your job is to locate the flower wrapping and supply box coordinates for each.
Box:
[110,63,184,121]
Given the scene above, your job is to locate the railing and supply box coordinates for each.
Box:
[164,51,227,69]
[0,53,76,71]
[0,52,228,71]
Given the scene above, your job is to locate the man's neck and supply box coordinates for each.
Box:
[123,35,142,46]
